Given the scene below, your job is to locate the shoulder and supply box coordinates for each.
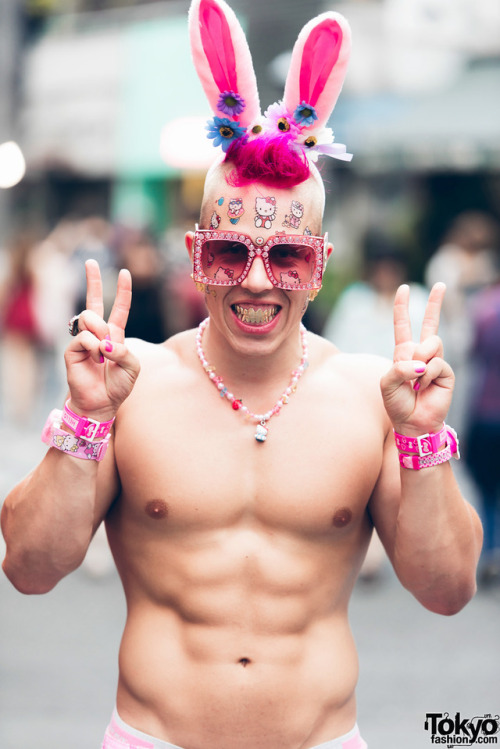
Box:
[126,329,199,387]
[308,331,392,391]
[306,333,392,439]
[311,331,390,373]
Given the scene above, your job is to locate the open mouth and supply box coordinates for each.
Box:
[232,304,280,325]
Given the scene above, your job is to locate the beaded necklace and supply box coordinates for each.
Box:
[196,317,309,442]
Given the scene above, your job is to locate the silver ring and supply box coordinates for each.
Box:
[68,314,81,337]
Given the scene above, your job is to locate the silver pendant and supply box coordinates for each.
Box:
[255,422,268,442]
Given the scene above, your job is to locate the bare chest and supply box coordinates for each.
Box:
[113,371,385,539]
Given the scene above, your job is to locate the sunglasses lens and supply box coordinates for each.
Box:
[201,240,248,284]
[269,244,315,287]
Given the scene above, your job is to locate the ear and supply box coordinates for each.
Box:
[189,0,261,129]
[185,231,195,263]
[283,12,351,133]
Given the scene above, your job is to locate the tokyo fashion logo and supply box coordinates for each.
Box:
[425,713,500,746]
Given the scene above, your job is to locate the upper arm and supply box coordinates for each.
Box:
[367,423,401,564]
[92,430,121,535]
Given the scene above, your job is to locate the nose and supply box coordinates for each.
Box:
[240,254,274,293]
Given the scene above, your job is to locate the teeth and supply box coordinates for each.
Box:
[234,305,278,325]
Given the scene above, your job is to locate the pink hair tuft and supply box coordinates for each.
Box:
[224,133,311,189]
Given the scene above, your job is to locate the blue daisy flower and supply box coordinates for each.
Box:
[217,91,246,117]
[293,102,318,127]
[206,117,246,152]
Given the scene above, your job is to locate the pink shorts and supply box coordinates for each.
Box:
[102,710,367,749]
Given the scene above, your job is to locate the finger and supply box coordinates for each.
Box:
[76,309,109,339]
[413,356,454,393]
[413,334,444,364]
[381,359,428,394]
[420,282,446,342]
[107,269,132,343]
[66,330,105,365]
[85,259,104,318]
[393,284,412,348]
[99,339,141,380]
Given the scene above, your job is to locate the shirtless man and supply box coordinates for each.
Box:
[1,153,483,749]
[1,0,483,745]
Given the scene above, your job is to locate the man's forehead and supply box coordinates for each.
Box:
[203,175,323,213]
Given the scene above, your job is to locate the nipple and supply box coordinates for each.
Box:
[145,500,169,520]
[332,507,352,528]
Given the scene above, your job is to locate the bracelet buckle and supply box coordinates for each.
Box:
[80,418,101,442]
[62,399,115,443]
[416,431,442,457]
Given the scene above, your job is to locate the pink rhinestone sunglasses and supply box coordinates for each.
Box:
[192,226,328,290]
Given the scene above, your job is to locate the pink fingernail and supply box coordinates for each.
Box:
[99,354,105,363]
[415,366,426,373]
[105,341,113,353]
[413,380,420,391]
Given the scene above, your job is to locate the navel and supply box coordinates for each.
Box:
[145,499,169,520]
[238,658,252,667]
[332,507,353,528]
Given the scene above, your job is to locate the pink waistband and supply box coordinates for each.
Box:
[102,710,367,749]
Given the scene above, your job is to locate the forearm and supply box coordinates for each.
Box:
[1,448,100,594]
[393,463,482,615]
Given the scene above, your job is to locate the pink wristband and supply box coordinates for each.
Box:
[395,424,460,470]
[62,399,115,442]
[42,409,110,461]
[399,445,454,471]
[394,423,447,456]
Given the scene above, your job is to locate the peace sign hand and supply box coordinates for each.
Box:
[380,283,455,436]
[64,260,140,421]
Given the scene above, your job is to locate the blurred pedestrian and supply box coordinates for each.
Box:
[464,265,500,586]
[0,231,43,424]
[69,216,117,317]
[425,212,499,433]
[32,218,82,404]
[323,230,428,359]
[116,228,169,343]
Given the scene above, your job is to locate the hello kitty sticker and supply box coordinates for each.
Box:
[283,200,304,230]
[254,197,277,229]
[227,198,245,224]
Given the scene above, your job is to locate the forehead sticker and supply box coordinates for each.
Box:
[283,200,304,230]
[227,197,245,225]
[304,226,312,236]
[217,197,224,205]
[254,196,277,230]
[210,211,221,229]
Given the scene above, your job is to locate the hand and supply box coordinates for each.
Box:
[64,259,140,420]
[380,283,454,436]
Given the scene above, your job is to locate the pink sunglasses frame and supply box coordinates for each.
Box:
[192,225,328,291]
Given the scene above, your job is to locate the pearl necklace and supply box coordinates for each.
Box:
[195,317,309,442]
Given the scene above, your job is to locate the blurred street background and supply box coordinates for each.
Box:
[1,0,500,746]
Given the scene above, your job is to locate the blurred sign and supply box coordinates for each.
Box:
[20,13,210,178]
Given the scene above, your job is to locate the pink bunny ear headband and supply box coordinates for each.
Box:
[188,0,352,167]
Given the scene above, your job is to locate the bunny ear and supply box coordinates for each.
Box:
[283,12,351,132]
[189,0,261,128]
